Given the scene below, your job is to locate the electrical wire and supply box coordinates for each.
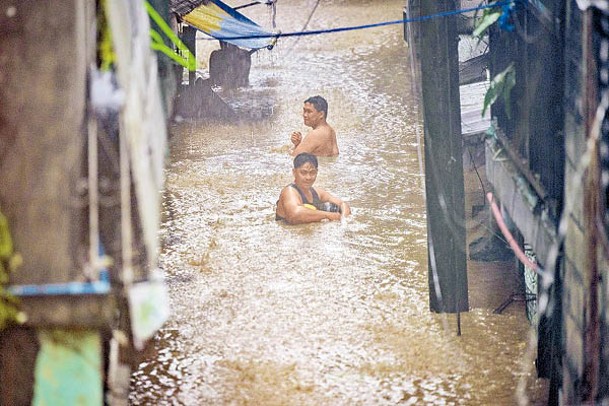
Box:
[203,0,514,42]
[282,0,321,59]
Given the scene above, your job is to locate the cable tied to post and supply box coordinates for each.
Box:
[208,0,517,42]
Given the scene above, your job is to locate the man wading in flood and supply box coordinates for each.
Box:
[276,153,351,224]
[290,96,339,157]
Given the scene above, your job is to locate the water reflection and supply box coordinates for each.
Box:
[130,1,546,404]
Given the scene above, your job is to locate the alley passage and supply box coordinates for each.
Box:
[130,1,546,404]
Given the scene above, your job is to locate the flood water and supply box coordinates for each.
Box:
[130,1,547,404]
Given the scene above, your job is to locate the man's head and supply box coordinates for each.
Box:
[293,152,318,169]
[304,95,328,118]
[293,153,318,188]
[303,96,328,128]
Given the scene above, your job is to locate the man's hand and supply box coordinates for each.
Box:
[291,131,302,146]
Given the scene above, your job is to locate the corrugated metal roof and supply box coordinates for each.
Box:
[170,0,210,17]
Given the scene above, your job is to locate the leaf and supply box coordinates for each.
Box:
[473,9,502,38]
[502,67,516,118]
[0,210,22,331]
[0,211,14,260]
[482,63,515,117]
[482,82,500,117]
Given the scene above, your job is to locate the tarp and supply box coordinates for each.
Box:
[182,0,274,50]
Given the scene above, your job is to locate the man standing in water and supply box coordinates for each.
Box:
[290,96,339,157]
[276,153,351,224]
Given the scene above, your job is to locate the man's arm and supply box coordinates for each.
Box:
[317,188,351,216]
[290,131,302,147]
[290,129,324,156]
[279,187,341,224]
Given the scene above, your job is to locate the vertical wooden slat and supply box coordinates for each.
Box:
[0,0,89,285]
[0,1,95,403]
[418,0,468,313]
[582,8,600,403]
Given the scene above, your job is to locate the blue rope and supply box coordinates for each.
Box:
[205,0,516,42]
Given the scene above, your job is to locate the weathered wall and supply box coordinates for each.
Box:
[562,2,609,403]
[599,257,609,398]
[0,0,96,403]
[562,0,586,400]
[0,0,94,284]
[418,0,469,313]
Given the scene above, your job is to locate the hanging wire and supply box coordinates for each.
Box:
[282,0,321,59]
[202,0,514,42]
[270,0,277,29]
[467,145,487,201]
[465,143,511,246]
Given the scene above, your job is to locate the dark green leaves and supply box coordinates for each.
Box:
[483,62,515,118]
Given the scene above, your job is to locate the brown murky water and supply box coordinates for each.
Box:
[130,1,547,404]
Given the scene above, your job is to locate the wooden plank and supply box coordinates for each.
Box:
[18,295,115,329]
[459,54,489,85]
[460,81,491,138]
[0,0,95,285]
[0,327,38,406]
[0,2,97,403]
[418,0,469,313]
[182,25,197,85]
[485,136,558,266]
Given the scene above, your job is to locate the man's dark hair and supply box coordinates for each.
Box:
[293,152,318,169]
[304,95,328,118]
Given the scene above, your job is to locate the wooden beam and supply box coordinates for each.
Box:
[582,8,600,403]
[418,0,468,313]
[182,25,197,85]
[0,0,93,285]
[17,295,115,329]
[0,1,97,403]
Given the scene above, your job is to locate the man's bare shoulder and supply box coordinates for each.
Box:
[291,123,338,156]
[279,183,295,197]
[316,124,338,155]
[311,123,335,137]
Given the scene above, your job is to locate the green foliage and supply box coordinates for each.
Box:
[472,2,517,118]
[145,1,197,71]
[473,2,502,38]
[0,211,26,330]
[98,0,115,71]
[482,62,516,118]
[472,1,503,40]
[98,0,196,72]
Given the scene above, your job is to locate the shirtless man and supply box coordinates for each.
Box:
[290,96,339,157]
[276,153,351,224]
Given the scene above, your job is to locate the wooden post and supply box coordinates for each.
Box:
[418,0,468,313]
[182,25,197,85]
[0,1,90,286]
[582,8,600,403]
[0,0,99,403]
